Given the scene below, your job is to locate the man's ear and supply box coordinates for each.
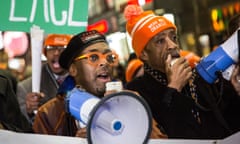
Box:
[69,63,77,77]
[139,49,148,62]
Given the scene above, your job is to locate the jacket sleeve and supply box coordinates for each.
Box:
[33,110,55,134]
[150,118,168,139]
[16,78,33,123]
[32,97,71,135]
[0,75,32,132]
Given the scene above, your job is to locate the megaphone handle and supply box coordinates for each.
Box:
[75,120,86,129]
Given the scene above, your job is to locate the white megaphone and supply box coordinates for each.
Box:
[65,86,152,144]
[196,28,240,83]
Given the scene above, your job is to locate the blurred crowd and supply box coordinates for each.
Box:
[0,5,239,143]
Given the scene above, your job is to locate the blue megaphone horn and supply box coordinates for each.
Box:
[65,87,152,144]
[196,28,240,83]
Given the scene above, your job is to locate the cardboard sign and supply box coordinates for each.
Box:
[0,0,88,34]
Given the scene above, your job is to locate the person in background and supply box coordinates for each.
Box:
[17,34,72,124]
[228,14,240,95]
[0,69,18,94]
[228,13,240,37]
[231,66,240,95]
[124,5,240,139]
[125,58,144,82]
[127,52,138,63]
[0,73,32,132]
[112,62,126,84]
[0,50,18,93]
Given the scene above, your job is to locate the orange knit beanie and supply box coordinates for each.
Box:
[43,34,72,55]
[125,59,143,82]
[124,5,177,57]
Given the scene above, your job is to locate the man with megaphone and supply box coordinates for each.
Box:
[124,4,240,139]
[32,30,118,136]
[32,30,163,143]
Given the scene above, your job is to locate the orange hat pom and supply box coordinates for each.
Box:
[125,59,143,82]
[124,5,176,57]
[124,4,143,21]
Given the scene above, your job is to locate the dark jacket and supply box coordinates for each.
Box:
[126,71,240,139]
[0,74,32,132]
[0,70,17,93]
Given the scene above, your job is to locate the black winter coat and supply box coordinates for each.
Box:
[126,71,240,139]
[0,74,32,132]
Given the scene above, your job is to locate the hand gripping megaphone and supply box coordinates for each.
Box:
[196,28,240,83]
[65,87,152,144]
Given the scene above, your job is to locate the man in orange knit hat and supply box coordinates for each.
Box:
[125,5,240,139]
[17,34,72,125]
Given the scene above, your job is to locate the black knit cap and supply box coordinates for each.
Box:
[59,30,107,69]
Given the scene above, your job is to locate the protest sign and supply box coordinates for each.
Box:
[0,0,88,34]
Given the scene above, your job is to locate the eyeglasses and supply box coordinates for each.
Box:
[45,46,66,53]
[74,52,118,66]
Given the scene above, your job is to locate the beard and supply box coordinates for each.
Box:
[95,87,105,98]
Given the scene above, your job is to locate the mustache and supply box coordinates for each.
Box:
[97,66,112,75]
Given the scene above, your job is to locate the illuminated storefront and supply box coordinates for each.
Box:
[211,2,240,33]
